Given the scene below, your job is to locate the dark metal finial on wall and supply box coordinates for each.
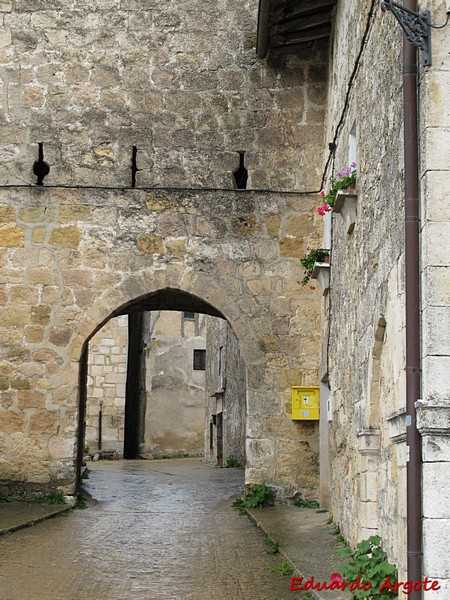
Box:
[33,143,50,186]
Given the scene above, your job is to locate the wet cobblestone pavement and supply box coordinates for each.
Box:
[0,459,299,600]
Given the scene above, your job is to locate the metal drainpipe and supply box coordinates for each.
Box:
[403,0,422,595]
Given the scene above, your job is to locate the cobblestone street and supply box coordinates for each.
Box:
[0,459,299,600]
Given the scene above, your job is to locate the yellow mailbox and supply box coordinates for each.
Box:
[291,386,319,420]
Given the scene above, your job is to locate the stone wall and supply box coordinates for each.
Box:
[0,185,324,498]
[319,0,450,590]
[321,0,407,575]
[84,311,207,458]
[143,310,206,458]
[0,0,325,192]
[0,0,330,498]
[86,315,128,453]
[417,1,450,594]
[205,316,246,467]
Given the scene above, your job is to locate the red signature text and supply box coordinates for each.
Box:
[290,576,441,594]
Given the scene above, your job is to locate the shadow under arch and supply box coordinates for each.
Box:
[87,288,226,343]
[76,287,242,489]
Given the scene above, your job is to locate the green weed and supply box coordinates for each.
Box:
[75,495,87,509]
[268,560,294,575]
[225,455,241,468]
[337,535,397,599]
[32,491,65,505]
[232,484,275,514]
[264,536,279,555]
[292,497,319,509]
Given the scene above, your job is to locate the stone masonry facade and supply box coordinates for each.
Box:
[143,310,207,459]
[0,0,325,191]
[315,0,450,593]
[0,0,329,500]
[86,315,128,454]
[204,316,247,467]
[85,311,207,458]
[0,186,324,499]
[2,0,448,592]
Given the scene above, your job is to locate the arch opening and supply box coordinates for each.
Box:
[76,289,246,492]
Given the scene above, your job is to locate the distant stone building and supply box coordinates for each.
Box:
[142,310,207,459]
[85,311,207,458]
[86,315,128,454]
[204,317,246,467]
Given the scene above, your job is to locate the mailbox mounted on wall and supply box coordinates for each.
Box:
[291,386,319,420]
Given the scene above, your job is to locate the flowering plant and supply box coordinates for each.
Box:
[318,163,357,214]
[337,535,397,599]
[299,247,330,286]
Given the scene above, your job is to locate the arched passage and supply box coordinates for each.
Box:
[76,289,239,487]
[1,187,323,500]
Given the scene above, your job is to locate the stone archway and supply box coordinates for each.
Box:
[76,289,232,483]
[0,186,322,499]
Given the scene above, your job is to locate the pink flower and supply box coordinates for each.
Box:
[296,280,301,285]
[320,189,325,196]
[306,246,311,252]
[309,285,316,290]
[317,203,331,216]
[330,573,343,584]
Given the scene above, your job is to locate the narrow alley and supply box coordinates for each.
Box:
[0,459,299,600]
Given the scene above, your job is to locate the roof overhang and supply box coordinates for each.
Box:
[257,0,337,59]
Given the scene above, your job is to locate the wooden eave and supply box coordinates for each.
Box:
[257,0,337,58]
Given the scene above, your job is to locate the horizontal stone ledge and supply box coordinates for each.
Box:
[416,401,450,435]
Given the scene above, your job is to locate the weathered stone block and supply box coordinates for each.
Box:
[423,306,450,355]
[423,518,450,578]
[48,436,75,460]
[31,228,46,243]
[137,234,164,254]
[284,214,312,236]
[29,411,59,435]
[49,328,73,347]
[59,205,91,223]
[49,226,81,249]
[258,335,280,352]
[0,410,25,433]
[10,378,30,390]
[423,462,450,519]
[247,279,271,295]
[0,225,24,247]
[18,389,45,409]
[164,238,187,256]
[31,304,51,325]
[279,368,303,388]
[0,205,15,221]
[0,305,30,325]
[279,237,303,258]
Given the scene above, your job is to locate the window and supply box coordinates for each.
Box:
[193,349,206,370]
[183,311,195,320]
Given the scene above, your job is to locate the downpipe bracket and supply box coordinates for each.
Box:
[381,1,432,65]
